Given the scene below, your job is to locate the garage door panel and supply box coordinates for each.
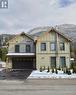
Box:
[12,57,34,69]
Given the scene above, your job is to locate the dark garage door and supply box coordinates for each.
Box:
[12,57,35,69]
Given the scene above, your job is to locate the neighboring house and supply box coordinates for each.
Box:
[6,28,71,70]
[6,32,36,70]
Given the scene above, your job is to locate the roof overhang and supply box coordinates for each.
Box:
[48,27,72,42]
[7,53,35,57]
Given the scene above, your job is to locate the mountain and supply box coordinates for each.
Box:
[0,34,15,47]
[55,24,76,42]
[28,26,52,36]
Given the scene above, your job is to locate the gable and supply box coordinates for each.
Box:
[35,27,72,42]
[7,32,34,45]
[48,28,72,42]
[35,31,55,42]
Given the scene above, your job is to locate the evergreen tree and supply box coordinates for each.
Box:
[0,48,7,61]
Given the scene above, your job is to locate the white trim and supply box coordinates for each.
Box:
[7,53,35,56]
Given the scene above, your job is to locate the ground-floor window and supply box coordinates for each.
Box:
[50,57,56,68]
[60,57,66,67]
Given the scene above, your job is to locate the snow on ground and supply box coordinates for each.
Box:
[28,70,76,79]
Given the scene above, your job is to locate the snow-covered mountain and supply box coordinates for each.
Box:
[28,26,52,35]
[56,24,76,42]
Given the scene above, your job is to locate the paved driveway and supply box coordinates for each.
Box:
[0,79,76,95]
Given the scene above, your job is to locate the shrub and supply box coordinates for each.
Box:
[55,68,58,74]
[52,68,54,73]
[72,67,76,73]
[47,66,50,72]
[65,68,68,74]
[63,68,66,74]
[58,66,61,70]
[40,66,42,72]
[67,69,71,75]
[65,68,71,75]
[70,62,76,73]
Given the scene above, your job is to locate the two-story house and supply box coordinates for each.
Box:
[6,28,71,70]
[6,32,36,70]
[35,28,71,70]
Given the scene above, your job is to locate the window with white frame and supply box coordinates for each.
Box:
[60,42,65,50]
[50,42,56,51]
[26,44,31,53]
[15,45,20,53]
[41,43,46,51]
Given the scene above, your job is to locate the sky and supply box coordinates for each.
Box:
[0,0,76,34]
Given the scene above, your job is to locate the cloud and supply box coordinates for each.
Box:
[0,0,76,34]
[58,0,76,8]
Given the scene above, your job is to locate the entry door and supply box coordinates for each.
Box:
[51,57,56,68]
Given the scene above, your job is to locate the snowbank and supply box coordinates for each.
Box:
[0,61,6,68]
[28,70,76,79]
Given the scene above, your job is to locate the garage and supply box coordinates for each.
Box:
[12,57,36,70]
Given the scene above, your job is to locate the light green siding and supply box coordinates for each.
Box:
[36,31,71,70]
[8,35,35,53]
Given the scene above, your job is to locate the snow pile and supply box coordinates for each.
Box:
[28,70,76,79]
[0,61,6,68]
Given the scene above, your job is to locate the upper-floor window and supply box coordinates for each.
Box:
[60,42,65,50]
[15,45,20,53]
[41,43,46,51]
[50,42,56,51]
[26,44,31,53]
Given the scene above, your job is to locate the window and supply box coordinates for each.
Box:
[15,45,20,53]
[50,42,56,51]
[60,57,66,67]
[60,42,65,50]
[51,57,56,68]
[26,45,31,53]
[41,43,46,51]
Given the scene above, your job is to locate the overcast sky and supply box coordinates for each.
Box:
[0,0,76,34]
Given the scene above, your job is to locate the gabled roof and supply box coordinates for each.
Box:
[35,27,72,42]
[20,32,34,40]
[6,32,34,44]
[49,27,72,41]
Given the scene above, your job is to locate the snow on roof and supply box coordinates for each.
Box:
[7,53,35,56]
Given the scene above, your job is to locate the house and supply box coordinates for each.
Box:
[35,28,71,70]
[6,32,36,70]
[6,28,71,70]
